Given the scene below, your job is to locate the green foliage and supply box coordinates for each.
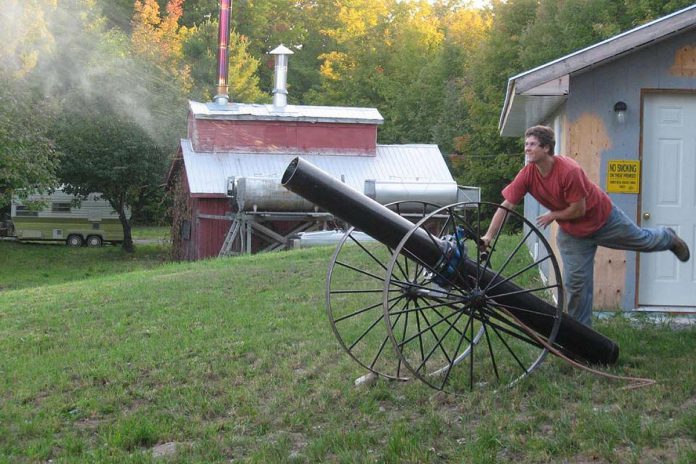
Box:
[0,2,61,208]
[107,416,159,451]
[232,0,331,97]
[52,103,169,251]
[4,0,696,224]
[0,76,60,209]
[182,20,266,102]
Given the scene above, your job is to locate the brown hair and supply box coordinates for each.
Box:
[524,125,555,155]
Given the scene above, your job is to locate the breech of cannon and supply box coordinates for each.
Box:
[282,157,619,366]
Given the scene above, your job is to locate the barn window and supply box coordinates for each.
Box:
[181,220,191,240]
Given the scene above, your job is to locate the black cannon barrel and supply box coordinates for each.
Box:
[282,157,619,365]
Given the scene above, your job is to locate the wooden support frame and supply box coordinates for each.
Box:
[219,211,335,256]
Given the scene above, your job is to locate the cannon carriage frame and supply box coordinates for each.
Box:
[282,157,619,393]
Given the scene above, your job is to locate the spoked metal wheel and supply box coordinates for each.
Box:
[383,201,564,393]
[326,201,448,380]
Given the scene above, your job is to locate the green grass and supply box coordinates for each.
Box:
[130,226,171,242]
[1,240,695,462]
[0,225,171,291]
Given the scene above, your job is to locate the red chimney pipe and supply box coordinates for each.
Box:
[214,0,231,104]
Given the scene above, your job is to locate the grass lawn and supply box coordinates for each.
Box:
[130,226,171,242]
[0,227,171,291]
[0,240,695,462]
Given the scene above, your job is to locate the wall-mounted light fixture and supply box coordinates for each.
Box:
[613,101,627,124]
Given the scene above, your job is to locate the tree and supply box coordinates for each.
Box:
[0,1,61,208]
[53,105,168,252]
[181,19,265,102]
[447,0,536,209]
[0,76,60,209]
[309,0,453,144]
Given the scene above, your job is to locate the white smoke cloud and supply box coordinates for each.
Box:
[1,0,187,148]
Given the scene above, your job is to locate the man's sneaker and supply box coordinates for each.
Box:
[667,228,690,262]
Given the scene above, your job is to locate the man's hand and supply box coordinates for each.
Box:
[536,212,555,229]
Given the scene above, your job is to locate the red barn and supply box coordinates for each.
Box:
[167,21,462,260]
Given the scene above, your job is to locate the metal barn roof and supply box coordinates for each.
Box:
[499,4,696,136]
[180,139,454,196]
[189,101,384,125]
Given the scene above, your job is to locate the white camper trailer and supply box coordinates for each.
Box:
[11,190,128,246]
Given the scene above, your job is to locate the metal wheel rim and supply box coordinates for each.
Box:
[326,200,446,380]
[382,201,564,393]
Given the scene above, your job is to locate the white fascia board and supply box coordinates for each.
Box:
[499,76,569,135]
[500,94,567,137]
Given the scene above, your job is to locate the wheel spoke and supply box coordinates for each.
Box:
[484,283,561,302]
[438,312,475,390]
[387,297,465,317]
[478,304,546,348]
[485,254,553,295]
[334,259,387,283]
[396,308,461,352]
[482,227,534,293]
[409,310,465,375]
[348,233,390,272]
[482,321,501,381]
[485,317,532,376]
[485,296,562,321]
[334,294,401,324]
[349,295,406,351]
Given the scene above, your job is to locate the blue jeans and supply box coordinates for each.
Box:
[556,205,673,327]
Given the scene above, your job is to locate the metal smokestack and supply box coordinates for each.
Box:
[214,0,232,105]
[269,44,294,108]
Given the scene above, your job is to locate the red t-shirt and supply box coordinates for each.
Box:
[502,156,612,237]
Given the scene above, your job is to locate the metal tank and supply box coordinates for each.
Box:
[229,177,317,212]
[364,179,460,210]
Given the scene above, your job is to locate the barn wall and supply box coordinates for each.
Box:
[170,167,195,261]
[564,29,696,309]
[194,198,233,259]
[190,119,378,155]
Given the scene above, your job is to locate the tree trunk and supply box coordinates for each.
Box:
[119,209,134,253]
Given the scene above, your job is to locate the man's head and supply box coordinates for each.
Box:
[524,125,555,156]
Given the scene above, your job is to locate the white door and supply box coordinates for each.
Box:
[639,93,696,307]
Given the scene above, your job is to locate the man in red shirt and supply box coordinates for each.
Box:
[482,125,690,326]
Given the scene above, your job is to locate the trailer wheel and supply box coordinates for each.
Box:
[86,235,103,247]
[66,234,84,247]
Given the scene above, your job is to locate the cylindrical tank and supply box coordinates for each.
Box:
[232,177,316,212]
[364,179,459,210]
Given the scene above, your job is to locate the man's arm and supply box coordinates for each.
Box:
[536,198,586,228]
[481,199,516,248]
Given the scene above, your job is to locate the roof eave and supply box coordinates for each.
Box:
[500,76,569,136]
[514,4,696,93]
[499,4,696,136]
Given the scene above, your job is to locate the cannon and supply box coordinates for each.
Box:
[282,157,619,392]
